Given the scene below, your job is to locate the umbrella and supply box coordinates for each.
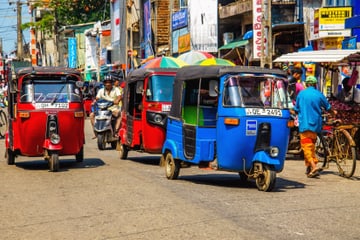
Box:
[141,56,188,69]
[177,50,214,65]
[194,58,235,66]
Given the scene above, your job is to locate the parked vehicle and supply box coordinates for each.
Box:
[117,68,178,159]
[5,67,85,172]
[93,99,118,150]
[161,65,291,191]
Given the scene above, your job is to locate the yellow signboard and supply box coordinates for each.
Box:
[178,33,191,53]
[319,7,352,30]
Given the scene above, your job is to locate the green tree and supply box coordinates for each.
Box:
[22,0,110,34]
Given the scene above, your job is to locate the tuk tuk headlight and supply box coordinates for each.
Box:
[50,133,61,145]
[154,114,163,123]
[269,147,279,158]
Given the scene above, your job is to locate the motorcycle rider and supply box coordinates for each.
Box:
[90,75,122,137]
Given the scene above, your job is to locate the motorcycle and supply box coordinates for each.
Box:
[93,99,119,150]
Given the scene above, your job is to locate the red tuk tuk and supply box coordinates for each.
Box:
[117,68,177,159]
[5,67,85,172]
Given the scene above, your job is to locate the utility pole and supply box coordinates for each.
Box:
[16,0,23,60]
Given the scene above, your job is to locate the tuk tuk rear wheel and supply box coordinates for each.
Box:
[255,164,276,192]
[165,152,180,180]
[118,144,128,160]
[7,149,15,165]
[97,134,106,150]
[49,153,59,172]
[76,147,84,162]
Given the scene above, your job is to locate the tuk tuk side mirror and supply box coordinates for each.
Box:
[146,89,152,97]
[136,81,144,94]
[9,79,18,94]
[75,81,84,88]
[209,80,218,97]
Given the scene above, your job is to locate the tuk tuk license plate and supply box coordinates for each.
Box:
[35,103,69,109]
[245,108,282,117]
[162,104,171,112]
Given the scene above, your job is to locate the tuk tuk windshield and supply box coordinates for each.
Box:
[20,80,82,103]
[223,75,288,108]
[146,75,174,102]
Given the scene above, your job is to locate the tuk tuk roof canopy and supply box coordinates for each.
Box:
[16,67,82,77]
[174,65,286,81]
[127,68,179,83]
[273,49,360,63]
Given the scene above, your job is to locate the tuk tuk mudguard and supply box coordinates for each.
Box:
[251,151,282,172]
[162,139,180,159]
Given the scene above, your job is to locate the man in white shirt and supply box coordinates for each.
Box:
[90,76,122,136]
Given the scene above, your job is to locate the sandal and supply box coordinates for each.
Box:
[307,168,320,178]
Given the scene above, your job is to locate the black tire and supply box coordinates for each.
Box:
[354,128,360,160]
[97,133,106,150]
[335,130,356,178]
[49,153,59,172]
[238,172,248,184]
[165,152,180,180]
[255,164,276,192]
[75,147,84,162]
[0,110,7,138]
[118,143,128,160]
[7,148,15,165]
[315,133,328,169]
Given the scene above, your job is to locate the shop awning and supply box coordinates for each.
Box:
[273,49,360,63]
[219,39,249,50]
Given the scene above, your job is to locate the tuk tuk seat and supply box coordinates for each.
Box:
[182,105,204,126]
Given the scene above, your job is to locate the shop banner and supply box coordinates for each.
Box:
[252,0,266,60]
[189,0,218,52]
[68,38,77,69]
[172,9,188,30]
[144,0,152,58]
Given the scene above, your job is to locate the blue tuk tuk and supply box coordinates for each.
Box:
[161,65,291,191]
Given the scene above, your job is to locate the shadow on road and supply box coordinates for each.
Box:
[177,173,306,192]
[125,155,161,166]
[14,158,106,172]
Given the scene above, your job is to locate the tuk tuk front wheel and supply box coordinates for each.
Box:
[49,153,59,172]
[97,133,106,150]
[165,152,180,180]
[7,148,15,165]
[255,164,276,192]
[118,143,128,160]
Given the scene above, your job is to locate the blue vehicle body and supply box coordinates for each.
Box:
[162,66,291,191]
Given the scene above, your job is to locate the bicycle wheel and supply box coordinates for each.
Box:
[335,129,356,178]
[315,133,328,169]
[0,110,7,137]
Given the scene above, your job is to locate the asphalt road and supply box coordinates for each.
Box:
[1,119,360,240]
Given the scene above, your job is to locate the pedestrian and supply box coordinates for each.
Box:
[336,77,360,104]
[292,75,336,178]
[287,68,304,106]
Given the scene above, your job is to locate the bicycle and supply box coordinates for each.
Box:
[0,107,7,138]
[315,119,357,178]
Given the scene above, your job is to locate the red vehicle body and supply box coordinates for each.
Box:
[117,68,177,159]
[5,67,85,172]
